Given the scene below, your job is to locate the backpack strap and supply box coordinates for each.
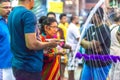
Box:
[117,26,120,32]
[110,25,117,32]
[117,26,120,43]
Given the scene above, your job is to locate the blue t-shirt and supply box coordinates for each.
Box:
[0,16,12,68]
[8,6,43,72]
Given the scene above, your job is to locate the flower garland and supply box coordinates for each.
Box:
[75,52,120,63]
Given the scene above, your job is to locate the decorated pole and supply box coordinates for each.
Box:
[71,0,105,64]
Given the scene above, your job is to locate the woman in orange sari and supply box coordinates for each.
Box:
[38,17,63,80]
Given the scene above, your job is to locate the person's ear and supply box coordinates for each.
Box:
[44,25,50,31]
[44,25,47,31]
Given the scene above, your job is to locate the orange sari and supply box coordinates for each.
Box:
[40,34,60,80]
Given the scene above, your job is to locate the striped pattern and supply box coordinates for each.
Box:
[40,34,61,80]
[41,54,60,80]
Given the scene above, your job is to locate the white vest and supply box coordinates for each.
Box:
[110,24,120,56]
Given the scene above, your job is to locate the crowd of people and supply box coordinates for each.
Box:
[0,0,120,80]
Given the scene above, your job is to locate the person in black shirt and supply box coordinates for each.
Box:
[80,7,112,80]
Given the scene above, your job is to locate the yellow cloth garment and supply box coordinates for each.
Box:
[58,22,68,41]
[58,22,69,64]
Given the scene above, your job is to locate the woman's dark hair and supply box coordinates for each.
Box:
[95,7,104,21]
[38,17,57,34]
[38,16,47,24]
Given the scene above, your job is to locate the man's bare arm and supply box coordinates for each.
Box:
[25,33,58,50]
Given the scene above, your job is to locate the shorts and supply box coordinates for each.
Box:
[67,52,79,70]
[13,67,41,80]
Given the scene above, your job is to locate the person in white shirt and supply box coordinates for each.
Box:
[109,12,120,80]
[66,15,80,80]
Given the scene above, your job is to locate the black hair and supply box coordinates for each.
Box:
[47,12,56,17]
[113,13,120,22]
[0,0,10,3]
[38,16,47,24]
[59,13,66,20]
[70,15,76,22]
[95,7,104,21]
[38,17,57,34]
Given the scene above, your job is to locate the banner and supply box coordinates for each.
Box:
[48,2,63,13]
